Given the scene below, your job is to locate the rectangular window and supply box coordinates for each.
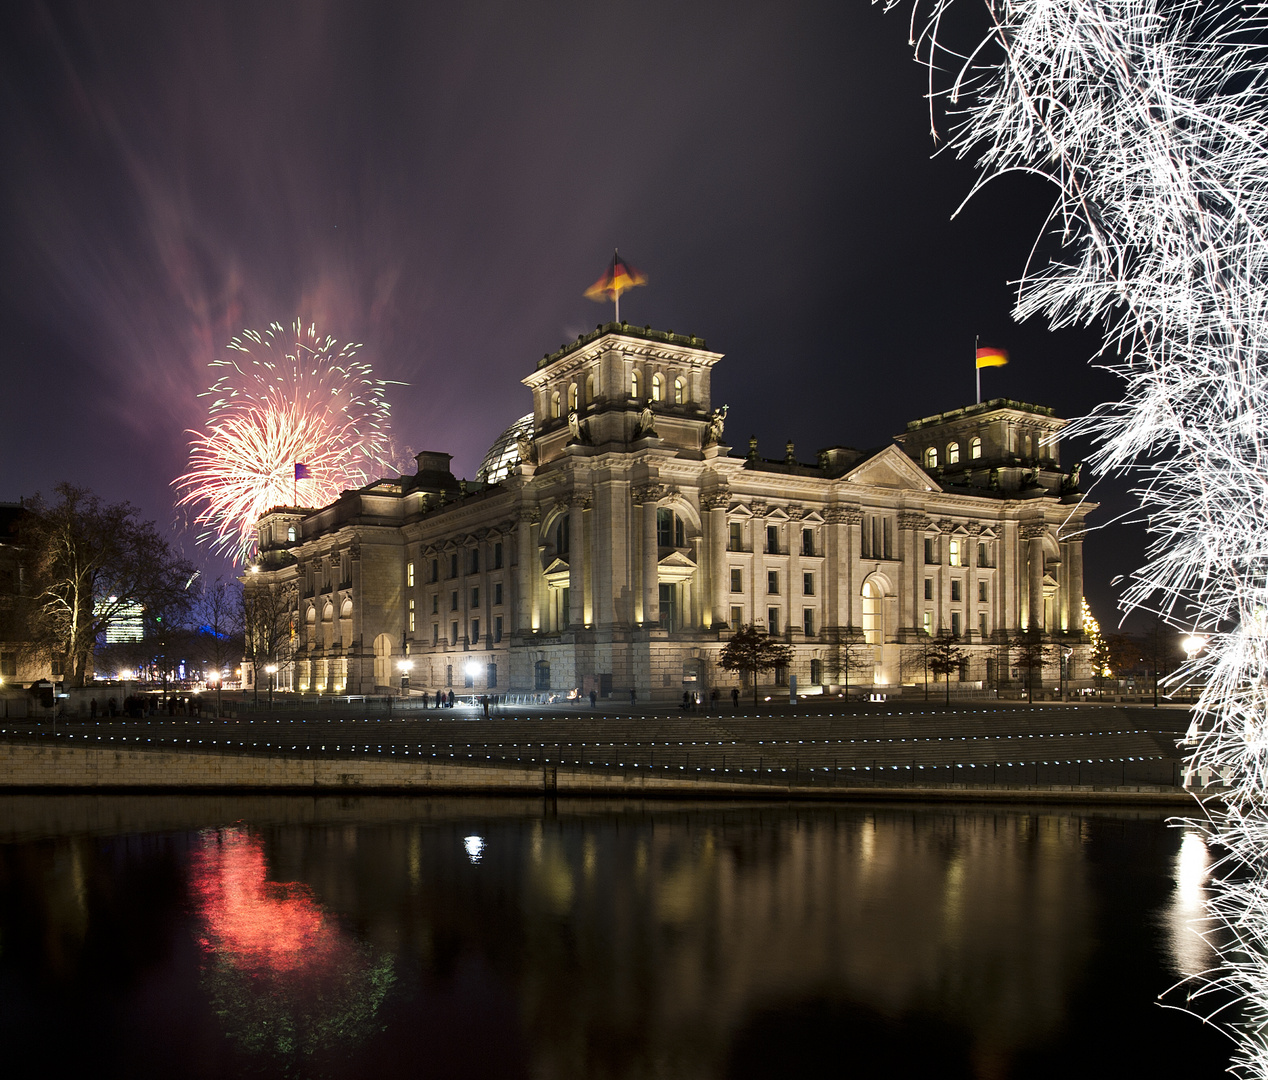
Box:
[464,667,474,688]
[767,570,779,594]
[802,528,814,556]
[924,537,936,564]
[766,525,779,553]
[432,624,439,645]
[451,621,458,644]
[494,542,503,569]
[768,608,780,634]
[407,561,415,588]
[924,578,933,600]
[730,568,743,592]
[948,538,961,567]
[978,580,988,602]
[922,610,932,635]
[431,558,439,583]
[432,594,439,614]
[977,542,988,567]
[731,605,744,627]
[487,663,498,688]
[495,616,503,643]
[979,613,988,637]
[451,591,458,611]
[471,618,480,644]
[0,652,14,677]
[494,583,503,606]
[471,587,479,608]
[470,548,479,574]
[450,553,458,578]
[803,572,814,596]
[951,580,962,602]
[408,599,415,632]
[657,508,674,548]
[729,521,743,551]
[446,664,453,687]
[803,608,814,635]
[951,611,962,637]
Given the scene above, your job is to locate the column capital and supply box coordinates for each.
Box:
[824,506,863,525]
[700,489,731,512]
[1021,523,1049,540]
[632,483,668,504]
[897,511,930,531]
[518,507,541,526]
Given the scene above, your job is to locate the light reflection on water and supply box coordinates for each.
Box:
[0,798,1236,1079]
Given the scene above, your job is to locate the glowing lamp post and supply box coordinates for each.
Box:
[398,658,413,695]
[265,663,277,710]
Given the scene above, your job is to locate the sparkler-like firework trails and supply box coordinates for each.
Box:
[175,321,396,562]
[885,0,1268,1069]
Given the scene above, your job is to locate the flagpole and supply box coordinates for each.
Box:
[613,249,619,323]
[975,334,980,404]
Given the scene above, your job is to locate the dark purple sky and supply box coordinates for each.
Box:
[0,0,1143,627]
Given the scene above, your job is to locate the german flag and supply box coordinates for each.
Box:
[585,251,647,302]
[975,346,1009,369]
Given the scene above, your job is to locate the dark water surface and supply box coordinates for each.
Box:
[0,796,1233,1079]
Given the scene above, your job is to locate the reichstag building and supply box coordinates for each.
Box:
[246,322,1093,700]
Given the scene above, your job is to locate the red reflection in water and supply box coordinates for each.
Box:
[190,827,339,971]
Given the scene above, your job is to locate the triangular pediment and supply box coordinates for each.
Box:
[544,556,570,575]
[843,445,941,492]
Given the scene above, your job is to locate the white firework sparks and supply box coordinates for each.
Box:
[175,320,397,561]
[883,0,1268,1069]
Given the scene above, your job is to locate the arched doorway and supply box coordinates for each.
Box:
[373,634,393,687]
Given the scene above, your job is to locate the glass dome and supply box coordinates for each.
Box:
[476,414,535,485]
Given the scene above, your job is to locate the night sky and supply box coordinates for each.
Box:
[0,1,1144,628]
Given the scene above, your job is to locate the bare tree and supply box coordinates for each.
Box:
[242,581,296,706]
[836,638,874,699]
[1010,632,1056,704]
[19,484,196,687]
[901,638,934,700]
[719,624,793,705]
[192,578,244,716]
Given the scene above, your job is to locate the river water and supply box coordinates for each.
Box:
[0,796,1235,1079]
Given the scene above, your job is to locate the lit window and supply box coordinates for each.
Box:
[407,561,415,587]
[947,442,960,465]
[408,599,415,632]
[970,437,982,459]
[924,446,938,468]
[674,377,685,404]
[551,390,561,418]
[948,538,961,566]
[569,383,579,411]
[631,370,640,398]
[923,611,932,635]
[651,374,663,402]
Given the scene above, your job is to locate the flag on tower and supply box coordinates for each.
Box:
[585,250,647,321]
[294,462,312,480]
[975,346,1009,369]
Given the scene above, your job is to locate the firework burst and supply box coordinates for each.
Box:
[175,321,396,561]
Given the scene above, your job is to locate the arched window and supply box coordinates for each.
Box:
[924,446,938,468]
[1023,433,1033,457]
[674,376,685,404]
[585,373,594,407]
[568,383,579,411]
[970,437,982,459]
[550,390,561,419]
[631,370,640,398]
[947,442,960,465]
[287,525,296,542]
[862,580,884,646]
[657,508,685,548]
[651,374,663,402]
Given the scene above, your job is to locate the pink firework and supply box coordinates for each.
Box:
[175,321,396,560]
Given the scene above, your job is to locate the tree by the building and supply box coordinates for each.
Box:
[900,637,934,700]
[191,577,244,716]
[719,624,793,705]
[19,484,196,688]
[927,633,966,706]
[1010,631,1056,703]
[243,580,296,705]
[836,638,874,698]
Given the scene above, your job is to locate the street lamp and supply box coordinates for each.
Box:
[1061,646,1073,701]
[1182,634,1208,704]
[398,658,413,695]
[265,663,277,709]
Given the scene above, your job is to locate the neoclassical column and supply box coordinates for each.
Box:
[702,489,730,630]
[1062,529,1085,633]
[1023,524,1046,632]
[516,508,539,632]
[897,512,928,634]
[634,484,666,626]
[965,523,982,640]
[568,494,589,627]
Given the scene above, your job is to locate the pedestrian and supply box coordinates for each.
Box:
[89,698,97,719]
[447,689,455,708]
[481,694,490,718]
[682,691,691,711]
[436,689,443,709]
[710,688,718,711]
[731,686,739,710]
[589,688,597,709]
[630,688,636,706]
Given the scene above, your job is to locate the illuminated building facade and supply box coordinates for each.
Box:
[246,324,1094,699]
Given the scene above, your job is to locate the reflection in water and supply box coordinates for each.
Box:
[190,827,394,1061]
[0,797,1234,1079]
[1162,830,1216,979]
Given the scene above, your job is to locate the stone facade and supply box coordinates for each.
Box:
[246,323,1095,700]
